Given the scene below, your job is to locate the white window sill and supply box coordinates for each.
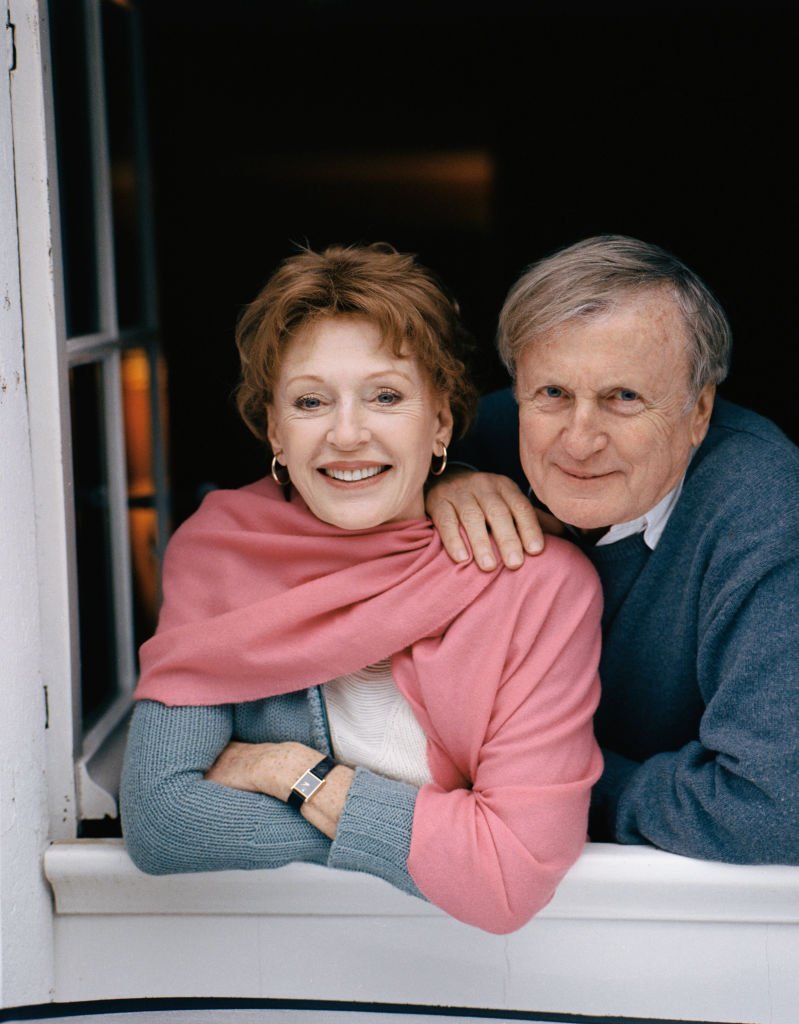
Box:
[43,840,799,1023]
[45,838,799,923]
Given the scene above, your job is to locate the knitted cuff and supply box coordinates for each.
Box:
[328,767,426,900]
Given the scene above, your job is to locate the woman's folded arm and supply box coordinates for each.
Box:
[120,699,331,874]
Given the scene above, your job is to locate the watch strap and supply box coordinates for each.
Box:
[287,755,337,810]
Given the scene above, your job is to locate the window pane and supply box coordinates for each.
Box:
[122,347,167,651]
[70,362,119,728]
[49,0,101,338]
[102,1,147,330]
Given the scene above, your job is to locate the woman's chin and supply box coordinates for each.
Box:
[294,474,426,532]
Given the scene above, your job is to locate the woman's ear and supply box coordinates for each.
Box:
[266,405,283,459]
[435,399,455,449]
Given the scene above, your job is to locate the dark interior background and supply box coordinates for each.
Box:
[138,0,796,526]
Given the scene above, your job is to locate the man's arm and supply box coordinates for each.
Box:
[451,386,528,489]
[426,469,548,570]
[427,386,558,570]
[597,548,799,864]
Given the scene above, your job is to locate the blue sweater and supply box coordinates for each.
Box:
[454,393,799,862]
[121,687,423,895]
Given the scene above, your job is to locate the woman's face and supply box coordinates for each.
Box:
[267,315,453,530]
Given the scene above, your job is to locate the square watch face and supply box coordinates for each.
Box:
[294,772,324,799]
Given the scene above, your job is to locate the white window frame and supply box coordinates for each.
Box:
[14,0,167,830]
[1,0,57,1005]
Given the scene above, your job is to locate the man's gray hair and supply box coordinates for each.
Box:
[497,235,732,399]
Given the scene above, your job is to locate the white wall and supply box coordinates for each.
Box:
[0,0,56,1006]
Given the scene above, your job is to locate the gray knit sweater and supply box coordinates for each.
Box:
[120,686,424,896]
[455,394,799,863]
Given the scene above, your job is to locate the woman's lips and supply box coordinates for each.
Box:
[320,464,390,482]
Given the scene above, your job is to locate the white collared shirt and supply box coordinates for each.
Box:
[592,445,699,549]
[550,452,695,551]
[594,475,686,550]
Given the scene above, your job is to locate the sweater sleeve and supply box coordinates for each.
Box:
[604,546,799,863]
[328,767,425,900]
[120,699,331,873]
[406,542,604,933]
[120,697,427,898]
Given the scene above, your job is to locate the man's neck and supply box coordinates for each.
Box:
[577,526,611,545]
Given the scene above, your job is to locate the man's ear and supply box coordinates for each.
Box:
[690,384,716,447]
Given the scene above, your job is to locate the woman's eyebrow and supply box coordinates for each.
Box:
[283,368,416,385]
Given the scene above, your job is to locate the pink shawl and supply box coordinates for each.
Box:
[135,477,603,933]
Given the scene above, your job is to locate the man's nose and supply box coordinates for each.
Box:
[560,403,608,460]
[327,402,370,449]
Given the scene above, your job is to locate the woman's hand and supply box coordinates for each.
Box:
[205,740,355,840]
[425,469,559,571]
[205,739,312,800]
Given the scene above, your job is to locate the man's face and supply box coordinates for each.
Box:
[515,291,715,531]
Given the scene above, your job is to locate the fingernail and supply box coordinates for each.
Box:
[526,540,543,554]
[478,555,497,570]
[507,551,523,568]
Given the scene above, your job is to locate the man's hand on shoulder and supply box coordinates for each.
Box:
[426,468,555,571]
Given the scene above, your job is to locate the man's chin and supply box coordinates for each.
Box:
[544,501,612,533]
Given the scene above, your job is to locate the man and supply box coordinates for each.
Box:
[427,234,799,863]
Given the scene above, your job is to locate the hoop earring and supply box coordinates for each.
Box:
[430,444,448,477]
[271,454,290,486]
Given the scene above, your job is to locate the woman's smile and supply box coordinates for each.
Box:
[267,315,452,530]
[320,463,390,483]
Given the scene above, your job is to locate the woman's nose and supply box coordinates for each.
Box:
[327,403,370,449]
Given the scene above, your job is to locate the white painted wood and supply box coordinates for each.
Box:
[102,350,138,705]
[51,0,163,822]
[0,0,56,1006]
[75,695,131,820]
[46,839,799,924]
[45,841,799,1022]
[10,0,80,838]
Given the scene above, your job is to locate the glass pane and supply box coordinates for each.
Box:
[102,1,147,330]
[122,347,168,652]
[49,0,101,337]
[70,362,119,728]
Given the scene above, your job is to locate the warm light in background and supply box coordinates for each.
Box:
[122,347,168,630]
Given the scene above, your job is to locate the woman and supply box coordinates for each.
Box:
[121,243,603,934]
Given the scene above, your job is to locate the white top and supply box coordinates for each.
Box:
[323,659,433,788]
[595,475,686,550]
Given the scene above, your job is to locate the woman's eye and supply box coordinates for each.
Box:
[375,389,401,405]
[294,394,323,411]
[543,386,564,399]
[616,389,640,402]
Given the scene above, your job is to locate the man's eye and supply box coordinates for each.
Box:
[294,395,323,410]
[616,389,640,402]
[543,386,564,399]
[375,389,401,405]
